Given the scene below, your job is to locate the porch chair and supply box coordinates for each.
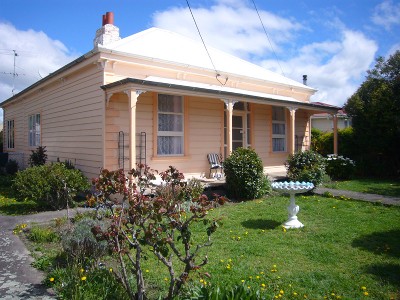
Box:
[207,153,223,178]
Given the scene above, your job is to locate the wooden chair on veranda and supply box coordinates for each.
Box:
[207,153,223,178]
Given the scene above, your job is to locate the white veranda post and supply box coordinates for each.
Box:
[126,89,146,171]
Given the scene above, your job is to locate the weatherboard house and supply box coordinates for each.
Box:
[1,12,339,179]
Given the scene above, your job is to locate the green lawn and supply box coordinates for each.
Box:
[3,174,400,299]
[323,178,400,197]
[137,194,400,299]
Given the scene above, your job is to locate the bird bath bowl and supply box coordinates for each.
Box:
[271,181,314,229]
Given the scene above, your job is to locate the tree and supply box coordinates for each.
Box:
[344,50,400,177]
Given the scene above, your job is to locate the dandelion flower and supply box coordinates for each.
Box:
[280,289,284,294]
[261,283,266,288]
[49,277,55,282]
[364,292,369,296]
[241,280,245,283]
[81,276,87,281]
[109,268,113,272]
[80,268,84,273]
[293,292,298,296]
[361,286,367,290]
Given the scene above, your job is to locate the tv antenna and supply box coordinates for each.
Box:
[0,49,26,95]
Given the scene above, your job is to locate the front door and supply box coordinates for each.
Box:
[232,114,245,151]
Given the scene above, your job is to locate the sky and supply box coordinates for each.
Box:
[0,0,399,123]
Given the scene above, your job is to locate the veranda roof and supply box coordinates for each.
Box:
[101,76,338,113]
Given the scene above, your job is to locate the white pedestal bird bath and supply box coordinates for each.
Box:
[271,181,314,229]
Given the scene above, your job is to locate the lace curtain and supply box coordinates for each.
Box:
[157,94,184,155]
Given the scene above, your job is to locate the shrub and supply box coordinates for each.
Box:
[285,150,326,187]
[29,146,47,167]
[325,154,356,180]
[311,127,356,159]
[88,165,227,300]
[0,153,9,167]
[12,163,89,210]
[62,218,108,266]
[223,147,270,200]
[5,159,18,175]
[185,177,205,200]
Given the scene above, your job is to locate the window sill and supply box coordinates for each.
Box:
[151,155,192,161]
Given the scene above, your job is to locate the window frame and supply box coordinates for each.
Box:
[28,113,41,147]
[272,106,287,152]
[156,94,184,156]
[6,119,15,149]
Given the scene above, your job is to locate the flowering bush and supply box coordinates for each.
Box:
[325,154,356,180]
[87,165,227,300]
[285,150,326,187]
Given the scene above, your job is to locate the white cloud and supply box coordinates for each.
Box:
[262,30,378,106]
[0,22,78,122]
[153,0,378,107]
[372,0,400,30]
[152,0,302,60]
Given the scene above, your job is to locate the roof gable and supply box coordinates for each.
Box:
[99,27,314,91]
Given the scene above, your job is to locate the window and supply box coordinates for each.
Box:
[272,107,286,152]
[157,94,184,156]
[28,113,41,147]
[6,120,15,149]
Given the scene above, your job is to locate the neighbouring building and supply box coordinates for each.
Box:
[1,12,339,179]
[311,105,351,132]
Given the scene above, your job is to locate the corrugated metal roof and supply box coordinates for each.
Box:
[100,27,315,91]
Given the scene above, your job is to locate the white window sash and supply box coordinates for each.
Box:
[157,95,184,156]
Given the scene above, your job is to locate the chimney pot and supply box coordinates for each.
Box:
[303,75,308,85]
[102,14,106,26]
[105,12,114,25]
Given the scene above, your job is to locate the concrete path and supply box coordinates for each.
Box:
[0,208,89,300]
[314,187,400,206]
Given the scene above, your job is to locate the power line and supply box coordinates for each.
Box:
[251,0,286,77]
[185,0,227,85]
